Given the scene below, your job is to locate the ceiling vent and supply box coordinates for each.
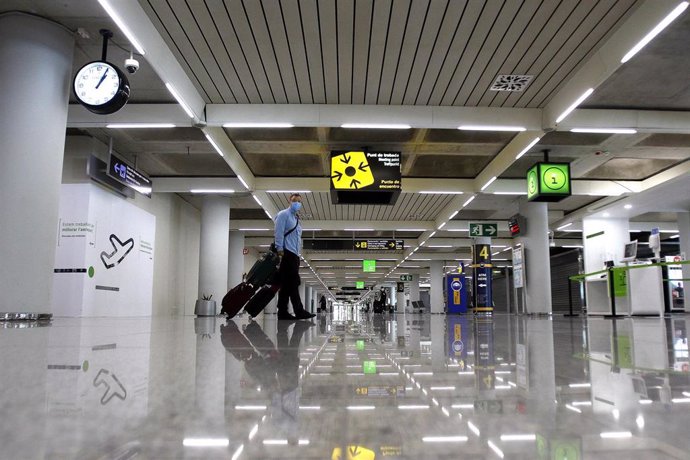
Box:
[490,75,534,92]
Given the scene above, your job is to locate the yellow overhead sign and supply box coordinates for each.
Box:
[331,151,375,190]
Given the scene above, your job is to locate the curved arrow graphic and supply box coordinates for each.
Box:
[340,153,351,164]
[350,179,361,189]
[331,171,343,182]
[358,162,368,172]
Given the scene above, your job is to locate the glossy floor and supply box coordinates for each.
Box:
[2,312,690,459]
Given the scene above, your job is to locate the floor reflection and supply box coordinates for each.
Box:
[1,312,689,458]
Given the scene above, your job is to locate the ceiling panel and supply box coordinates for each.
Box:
[266,192,453,222]
[243,153,324,176]
[407,155,492,177]
[583,157,679,180]
[139,0,638,107]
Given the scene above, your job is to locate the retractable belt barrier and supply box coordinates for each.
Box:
[569,260,690,282]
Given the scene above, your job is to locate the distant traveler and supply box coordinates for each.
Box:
[320,294,327,312]
[274,193,315,320]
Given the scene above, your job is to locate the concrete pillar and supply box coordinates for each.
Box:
[430,261,444,313]
[678,212,690,312]
[431,315,445,370]
[198,196,230,303]
[0,14,74,313]
[582,217,630,274]
[298,283,306,311]
[517,201,552,314]
[227,231,245,289]
[305,285,312,312]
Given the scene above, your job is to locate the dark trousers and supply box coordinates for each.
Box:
[277,250,305,314]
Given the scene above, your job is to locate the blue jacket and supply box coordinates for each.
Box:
[274,207,301,255]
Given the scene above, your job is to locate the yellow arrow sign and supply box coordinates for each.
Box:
[331,151,375,190]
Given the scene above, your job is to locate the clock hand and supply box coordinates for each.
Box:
[95,68,109,89]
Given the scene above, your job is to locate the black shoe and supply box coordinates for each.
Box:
[278,312,297,320]
[294,310,316,320]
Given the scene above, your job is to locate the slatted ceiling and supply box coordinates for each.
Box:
[175,1,239,104]
[450,0,522,106]
[266,192,453,222]
[143,0,637,107]
[406,0,458,105]
[351,0,372,104]
[426,0,484,106]
[388,0,433,105]
[525,0,637,109]
[464,0,542,107]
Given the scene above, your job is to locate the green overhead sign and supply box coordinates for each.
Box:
[363,259,376,272]
[469,223,498,237]
[363,360,377,374]
[527,162,571,202]
[356,281,365,289]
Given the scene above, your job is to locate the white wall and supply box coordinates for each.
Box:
[62,135,200,316]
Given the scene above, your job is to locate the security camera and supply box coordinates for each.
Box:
[124,57,139,74]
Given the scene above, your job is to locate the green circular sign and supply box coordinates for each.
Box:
[527,170,538,195]
[88,266,95,278]
[543,167,567,191]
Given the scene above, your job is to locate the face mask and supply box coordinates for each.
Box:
[290,202,301,212]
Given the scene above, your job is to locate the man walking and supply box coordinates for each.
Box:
[274,193,315,320]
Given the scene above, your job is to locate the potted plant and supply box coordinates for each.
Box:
[194,294,216,317]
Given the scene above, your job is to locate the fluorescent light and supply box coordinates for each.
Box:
[670,234,679,239]
[398,405,430,410]
[569,383,591,388]
[562,245,583,248]
[571,401,592,406]
[237,175,249,189]
[183,438,230,447]
[463,196,475,207]
[458,125,525,131]
[430,386,456,391]
[467,421,480,436]
[600,431,632,439]
[500,434,536,441]
[190,189,234,194]
[106,123,176,128]
[452,403,474,408]
[481,176,497,191]
[419,191,464,194]
[341,123,411,129]
[253,195,263,206]
[97,0,145,54]
[344,228,374,231]
[224,122,294,128]
[165,83,195,118]
[248,424,259,440]
[299,405,321,410]
[515,136,541,159]
[231,444,244,460]
[556,88,594,123]
[488,441,504,458]
[265,210,272,219]
[570,128,637,134]
[566,404,582,413]
[671,398,690,403]
[347,405,375,410]
[204,133,224,157]
[449,210,459,220]
[438,221,447,230]
[557,223,573,230]
[621,2,689,63]
[422,436,468,442]
[235,405,267,410]
[238,228,270,231]
[263,439,288,445]
[265,190,312,193]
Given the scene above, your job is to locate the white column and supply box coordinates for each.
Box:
[678,212,690,312]
[227,231,245,289]
[305,285,312,312]
[430,261,444,313]
[410,274,420,308]
[517,201,552,314]
[0,14,74,313]
[582,217,630,274]
[198,196,230,303]
[431,315,445,370]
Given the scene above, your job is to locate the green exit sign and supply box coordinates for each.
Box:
[356,281,365,289]
[527,162,571,202]
[356,340,365,351]
[363,259,376,272]
[363,360,377,374]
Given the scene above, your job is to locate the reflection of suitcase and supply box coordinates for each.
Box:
[246,247,280,287]
[244,285,280,317]
[221,283,255,318]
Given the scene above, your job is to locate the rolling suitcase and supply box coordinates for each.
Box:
[244,284,281,317]
[245,246,280,287]
[221,282,255,318]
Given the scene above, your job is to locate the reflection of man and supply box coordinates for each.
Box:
[274,193,315,320]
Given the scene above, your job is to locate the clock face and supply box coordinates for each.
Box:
[74,62,121,106]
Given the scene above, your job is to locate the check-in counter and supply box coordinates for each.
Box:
[584,262,664,316]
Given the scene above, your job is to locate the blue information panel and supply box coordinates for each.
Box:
[447,315,469,367]
[446,274,468,314]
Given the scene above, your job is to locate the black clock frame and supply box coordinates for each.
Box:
[73,60,130,115]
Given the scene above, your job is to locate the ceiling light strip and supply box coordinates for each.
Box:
[515,136,541,159]
[340,123,411,129]
[555,88,594,124]
[224,122,294,128]
[96,0,145,55]
[458,125,525,131]
[165,83,195,118]
[621,2,689,63]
